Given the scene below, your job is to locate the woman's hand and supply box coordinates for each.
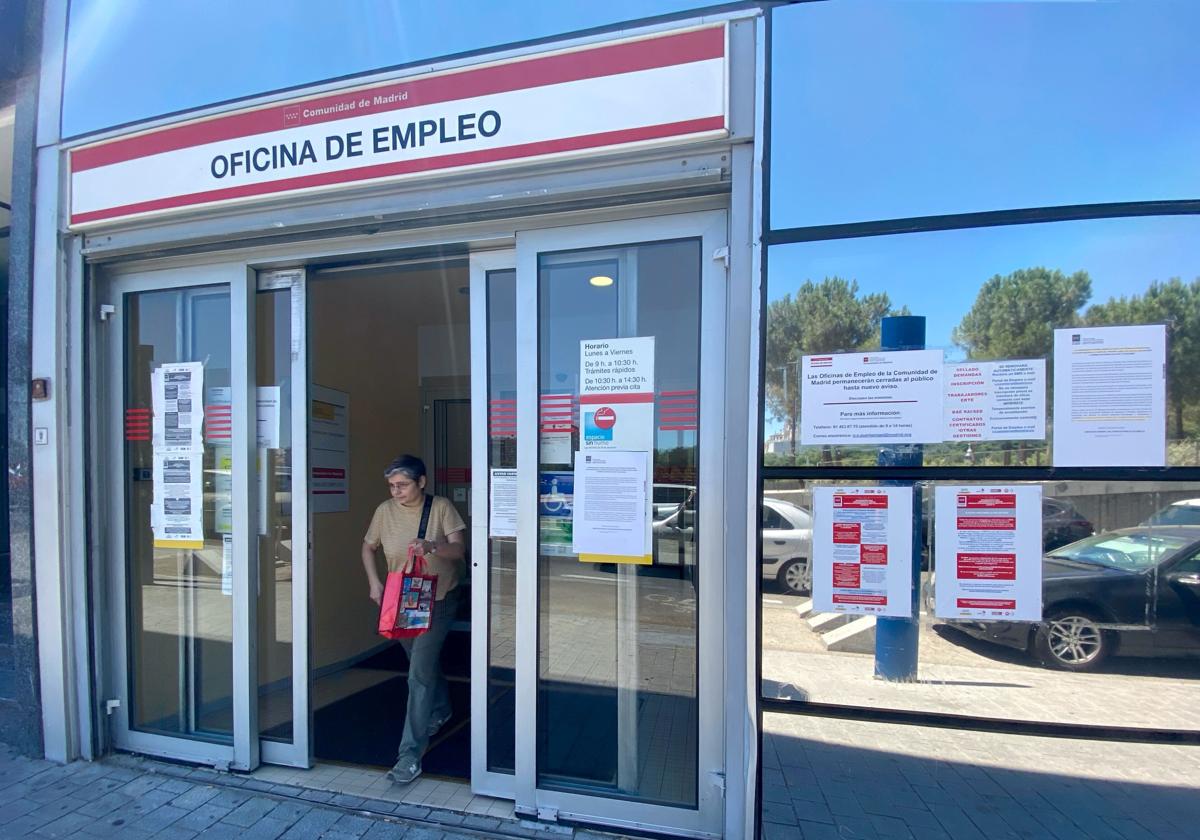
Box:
[369,580,384,605]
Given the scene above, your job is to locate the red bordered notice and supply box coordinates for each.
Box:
[812,486,914,617]
[934,485,1042,621]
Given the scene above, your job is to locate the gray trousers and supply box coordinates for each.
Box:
[396,586,459,764]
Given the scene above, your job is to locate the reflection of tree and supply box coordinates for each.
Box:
[953,267,1092,360]
[1087,277,1200,438]
[767,278,900,452]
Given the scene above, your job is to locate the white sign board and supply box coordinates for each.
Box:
[579,336,655,452]
[801,349,944,445]
[812,486,914,617]
[151,453,205,548]
[489,468,518,538]
[69,26,727,227]
[256,385,282,448]
[310,385,350,513]
[1052,325,1167,467]
[152,362,204,453]
[943,359,1046,442]
[934,486,1043,621]
[571,450,650,560]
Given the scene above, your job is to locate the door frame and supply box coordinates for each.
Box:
[509,210,728,838]
[469,248,519,798]
[100,262,256,769]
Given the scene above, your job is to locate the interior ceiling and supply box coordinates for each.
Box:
[312,263,471,325]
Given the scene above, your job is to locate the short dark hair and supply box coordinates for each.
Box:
[383,454,426,480]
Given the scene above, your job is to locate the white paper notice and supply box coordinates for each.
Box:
[943,360,1046,442]
[812,487,914,617]
[579,337,655,452]
[221,534,234,596]
[152,362,205,453]
[801,349,944,445]
[310,384,350,513]
[571,450,650,558]
[1053,325,1167,467]
[934,486,1042,621]
[152,452,205,547]
[489,468,518,538]
[256,385,282,448]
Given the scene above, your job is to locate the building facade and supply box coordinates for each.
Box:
[8,2,1199,839]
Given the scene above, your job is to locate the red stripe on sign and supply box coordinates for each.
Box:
[71,117,725,225]
[659,425,697,431]
[659,390,696,396]
[578,392,655,405]
[71,28,724,173]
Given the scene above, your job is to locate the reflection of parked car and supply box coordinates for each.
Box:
[761,498,813,594]
[948,527,1200,672]
[1143,498,1200,526]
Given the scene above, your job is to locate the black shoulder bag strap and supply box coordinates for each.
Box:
[417,494,434,540]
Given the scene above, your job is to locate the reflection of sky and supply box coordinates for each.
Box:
[770,0,1200,225]
[61,0,712,138]
[769,215,1200,358]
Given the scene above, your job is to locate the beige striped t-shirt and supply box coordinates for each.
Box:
[364,494,467,599]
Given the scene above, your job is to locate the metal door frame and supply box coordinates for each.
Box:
[511,210,728,838]
[100,262,256,769]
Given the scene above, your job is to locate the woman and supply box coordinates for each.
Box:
[361,454,467,785]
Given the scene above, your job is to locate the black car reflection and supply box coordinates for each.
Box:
[948,526,1200,672]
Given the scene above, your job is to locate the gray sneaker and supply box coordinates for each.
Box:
[387,759,422,785]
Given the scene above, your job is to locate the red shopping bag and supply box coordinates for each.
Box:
[378,547,439,639]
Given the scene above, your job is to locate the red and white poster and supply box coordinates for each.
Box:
[812,486,914,617]
[934,486,1042,621]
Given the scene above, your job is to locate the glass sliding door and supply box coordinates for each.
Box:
[255,269,310,768]
[103,264,253,767]
[513,212,727,838]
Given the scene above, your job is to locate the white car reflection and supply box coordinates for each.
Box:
[761,498,813,594]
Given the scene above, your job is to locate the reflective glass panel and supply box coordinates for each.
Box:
[536,239,700,807]
[770,0,1200,227]
[63,0,713,137]
[760,478,1200,732]
[765,216,1200,467]
[257,289,295,742]
[124,286,233,740]
[487,268,517,774]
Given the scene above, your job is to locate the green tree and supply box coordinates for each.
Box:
[766,277,897,451]
[1086,277,1200,438]
[953,267,1092,360]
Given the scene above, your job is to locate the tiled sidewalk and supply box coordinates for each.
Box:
[763,712,1200,840]
[0,746,624,840]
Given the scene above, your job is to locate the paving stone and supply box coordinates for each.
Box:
[30,811,95,839]
[152,827,201,840]
[330,793,367,809]
[390,803,432,821]
[174,802,235,833]
[208,788,253,810]
[239,816,294,839]
[762,799,797,825]
[362,822,411,840]
[270,784,304,797]
[264,799,312,825]
[136,803,190,832]
[222,795,279,827]
[172,785,221,810]
[157,777,197,794]
[330,812,377,836]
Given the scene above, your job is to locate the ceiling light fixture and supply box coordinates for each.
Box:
[589,275,614,287]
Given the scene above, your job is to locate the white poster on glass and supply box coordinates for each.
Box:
[812,486,914,617]
[152,362,205,453]
[943,359,1046,442]
[256,385,282,448]
[801,350,944,445]
[571,450,650,561]
[151,452,205,547]
[489,468,518,538]
[934,485,1042,621]
[1052,325,1166,467]
[310,384,350,513]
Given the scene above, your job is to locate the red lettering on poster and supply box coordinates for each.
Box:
[957,552,1016,580]
[833,594,887,605]
[957,598,1016,609]
[832,522,861,544]
[958,515,1016,530]
[832,563,861,588]
[957,493,1016,509]
[860,544,888,565]
[834,494,888,509]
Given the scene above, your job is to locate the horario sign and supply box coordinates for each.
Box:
[67,25,728,228]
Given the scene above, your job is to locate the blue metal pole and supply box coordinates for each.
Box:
[874,316,925,682]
